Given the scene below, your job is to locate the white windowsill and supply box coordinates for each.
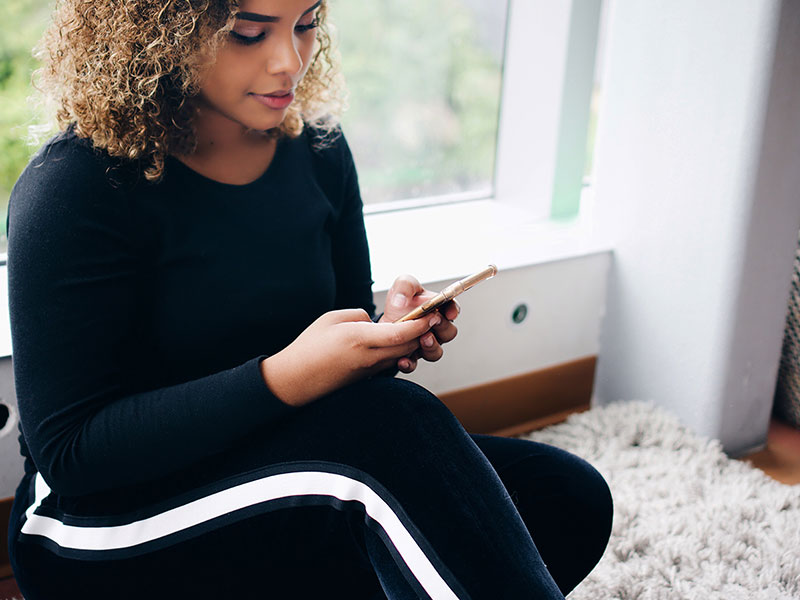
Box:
[366,187,610,292]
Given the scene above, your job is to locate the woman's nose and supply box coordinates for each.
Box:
[265,32,303,77]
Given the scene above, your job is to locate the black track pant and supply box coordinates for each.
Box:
[10,377,612,599]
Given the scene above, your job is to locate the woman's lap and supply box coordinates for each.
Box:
[11,378,610,599]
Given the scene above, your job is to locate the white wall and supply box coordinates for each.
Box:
[0,358,19,499]
[0,267,20,500]
[592,0,800,455]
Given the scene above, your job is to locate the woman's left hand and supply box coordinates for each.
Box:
[379,275,460,374]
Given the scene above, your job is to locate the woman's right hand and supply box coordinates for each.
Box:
[259,309,440,407]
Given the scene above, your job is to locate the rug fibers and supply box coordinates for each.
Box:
[522,401,800,600]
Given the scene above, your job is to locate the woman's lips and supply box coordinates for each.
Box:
[250,91,294,110]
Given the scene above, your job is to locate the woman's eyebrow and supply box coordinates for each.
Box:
[237,0,322,22]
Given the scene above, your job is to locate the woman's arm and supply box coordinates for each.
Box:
[312,129,376,316]
[7,138,291,496]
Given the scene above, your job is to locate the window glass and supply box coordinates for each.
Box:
[334,0,509,206]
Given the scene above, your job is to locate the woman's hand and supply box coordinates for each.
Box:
[260,309,438,407]
[379,275,460,374]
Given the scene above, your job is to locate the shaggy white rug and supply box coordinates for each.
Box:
[522,401,800,600]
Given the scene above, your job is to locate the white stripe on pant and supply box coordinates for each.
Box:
[22,470,460,600]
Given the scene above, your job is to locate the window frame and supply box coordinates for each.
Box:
[364,0,605,290]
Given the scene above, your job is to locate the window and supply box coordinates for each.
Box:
[334,0,509,209]
[336,0,603,221]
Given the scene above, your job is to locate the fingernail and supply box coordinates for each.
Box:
[422,334,434,348]
[429,315,441,327]
[399,359,410,369]
[391,293,408,308]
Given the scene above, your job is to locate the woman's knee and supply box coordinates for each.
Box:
[576,457,613,541]
[492,442,613,557]
[550,450,613,580]
[547,449,613,539]
[496,446,612,593]
[558,454,613,588]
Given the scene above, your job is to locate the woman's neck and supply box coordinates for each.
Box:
[174,109,279,185]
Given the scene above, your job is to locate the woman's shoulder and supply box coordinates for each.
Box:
[20,126,133,189]
[301,124,354,169]
[295,125,358,201]
[8,126,136,237]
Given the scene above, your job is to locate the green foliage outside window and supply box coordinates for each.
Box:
[335,0,505,203]
[0,0,54,251]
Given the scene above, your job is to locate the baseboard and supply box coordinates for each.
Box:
[438,355,597,435]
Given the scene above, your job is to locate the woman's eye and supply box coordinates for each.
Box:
[295,14,319,33]
[230,31,265,45]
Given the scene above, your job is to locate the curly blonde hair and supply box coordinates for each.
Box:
[32,0,345,182]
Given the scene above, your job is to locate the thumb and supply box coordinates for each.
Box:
[387,274,424,312]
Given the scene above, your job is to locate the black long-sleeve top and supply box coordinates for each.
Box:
[7,126,375,497]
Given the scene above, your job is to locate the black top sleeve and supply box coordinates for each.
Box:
[312,132,375,315]
[7,129,371,497]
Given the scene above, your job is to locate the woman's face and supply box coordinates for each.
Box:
[197,0,321,133]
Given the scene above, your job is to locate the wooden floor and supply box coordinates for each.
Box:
[741,417,800,485]
[0,576,19,600]
[1,416,798,600]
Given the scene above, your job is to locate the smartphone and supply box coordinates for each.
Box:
[393,265,498,323]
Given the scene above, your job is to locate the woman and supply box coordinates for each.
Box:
[6,0,612,597]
